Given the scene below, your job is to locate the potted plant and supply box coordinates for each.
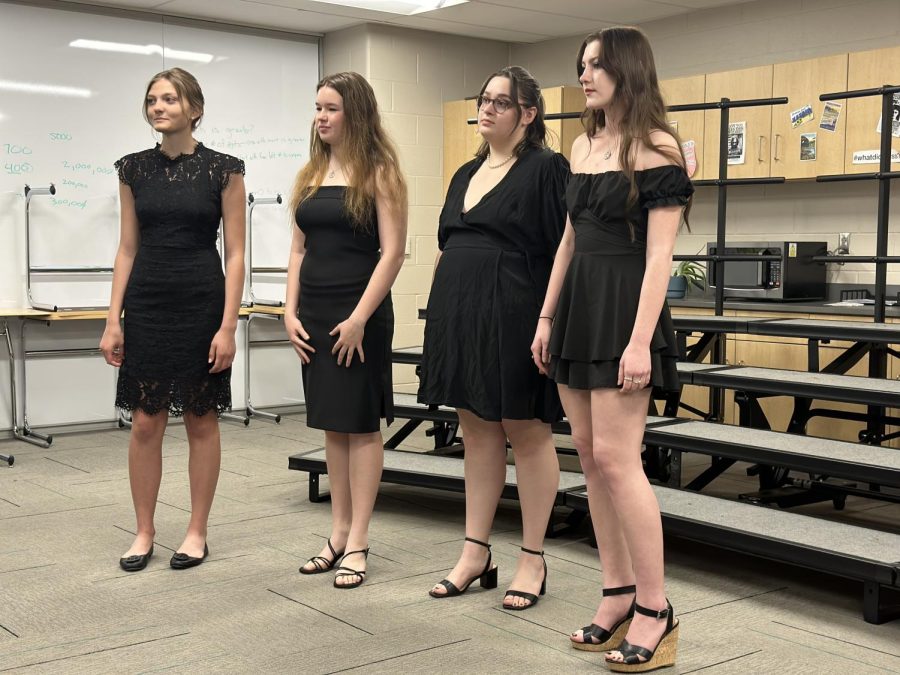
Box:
[667,260,706,299]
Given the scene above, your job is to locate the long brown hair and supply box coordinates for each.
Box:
[474,66,552,159]
[143,67,204,131]
[289,72,407,230]
[577,27,691,226]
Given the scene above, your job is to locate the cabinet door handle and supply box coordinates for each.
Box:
[758,135,765,162]
[773,134,782,162]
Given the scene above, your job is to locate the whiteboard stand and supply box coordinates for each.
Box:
[244,311,283,424]
[247,193,285,308]
[25,184,113,312]
[1,321,21,461]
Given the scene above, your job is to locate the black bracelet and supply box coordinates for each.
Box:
[539,315,554,321]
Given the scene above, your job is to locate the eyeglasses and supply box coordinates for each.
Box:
[476,95,517,114]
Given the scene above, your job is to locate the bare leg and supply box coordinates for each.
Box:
[589,388,669,663]
[123,409,168,557]
[501,418,559,608]
[334,430,384,586]
[300,431,352,572]
[558,385,635,644]
[429,409,506,596]
[176,411,221,557]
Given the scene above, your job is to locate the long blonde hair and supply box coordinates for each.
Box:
[577,27,691,227]
[289,72,407,230]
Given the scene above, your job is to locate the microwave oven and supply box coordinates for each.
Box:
[706,241,827,300]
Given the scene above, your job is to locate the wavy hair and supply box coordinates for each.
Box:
[289,72,407,230]
[474,66,553,159]
[577,27,691,227]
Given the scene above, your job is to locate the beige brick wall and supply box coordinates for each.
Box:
[324,25,509,391]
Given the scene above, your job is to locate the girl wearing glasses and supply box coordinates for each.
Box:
[419,66,568,610]
[533,27,692,672]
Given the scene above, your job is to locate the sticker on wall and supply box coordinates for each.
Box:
[682,140,697,177]
[800,133,817,161]
[790,104,815,128]
[852,149,900,164]
[727,121,745,165]
[819,101,842,132]
[875,93,900,138]
[788,243,798,258]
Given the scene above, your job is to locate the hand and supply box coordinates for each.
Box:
[285,315,316,364]
[530,317,553,375]
[99,323,124,367]
[208,328,236,373]
[618,341,651,393]
[329,316,365,367]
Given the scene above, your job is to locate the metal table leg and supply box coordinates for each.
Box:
[1,321,17,463]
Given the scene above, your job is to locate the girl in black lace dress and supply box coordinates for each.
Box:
[532,29,692,671]
[287,72,407,588]
[100,68,246,572]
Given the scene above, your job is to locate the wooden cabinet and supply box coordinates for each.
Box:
[442,98,479,196]
[771,54,848,179]
[704,65,773,179]
[845,45,900,174]
[660,75,707,180]
[543,86,584,161]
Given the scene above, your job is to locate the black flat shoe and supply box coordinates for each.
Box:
[502,546,547,611]
[119,545,154,572]
[300,537,345,575]
[429,537,498,598]
[570,584,636,651]
[170,543,209,570]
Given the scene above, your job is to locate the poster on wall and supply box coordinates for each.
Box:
[852,149,900,164]
[790,104,814,128]
[727,121,745,165]
[875,93,900,137]
[800,133,817,161]
[819,101,842,132]
[682,140,697,177]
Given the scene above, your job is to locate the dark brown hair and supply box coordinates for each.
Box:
[577,27,691,226]
[474,65,551,160]
[289,71,407,230]
[143,67,204,131]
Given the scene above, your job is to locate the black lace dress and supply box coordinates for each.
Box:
[548,165,693,391]
[114,143,245,416]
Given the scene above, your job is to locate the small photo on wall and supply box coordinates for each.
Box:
[800,133,817,161]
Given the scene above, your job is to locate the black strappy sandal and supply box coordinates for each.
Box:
[333,548,369,589]
[605,600,679,672]
[299,538,345,575]
[429,537,498,598]
[502,546,547,611]
[570,584,636,652]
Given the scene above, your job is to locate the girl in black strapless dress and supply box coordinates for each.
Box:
[100,68,246,572]
[287,72,407,589]
[532,29,692,672]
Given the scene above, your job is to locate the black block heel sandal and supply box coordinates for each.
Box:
[429,537,498,598]
[605,600,679,673]
[570,584,636,651]
[502,546,547,611]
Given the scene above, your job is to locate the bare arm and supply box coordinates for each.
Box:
[284,222,315,363]
[209,173,246,373]
[331,172,408,367]
[99,182,140,366]
[619,130,684,392]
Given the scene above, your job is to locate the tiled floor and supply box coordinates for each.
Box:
[1,414,898,673]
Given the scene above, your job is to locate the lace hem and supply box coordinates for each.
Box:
[116,371,232,417]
